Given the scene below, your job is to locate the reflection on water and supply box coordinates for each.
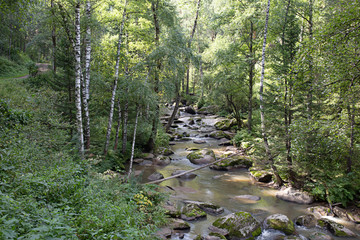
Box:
[133,112,359,240]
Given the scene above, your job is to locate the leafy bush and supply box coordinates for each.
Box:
[155,127,170,150]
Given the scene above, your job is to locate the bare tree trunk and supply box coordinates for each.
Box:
[259,0,283,187]
[307,0,313,119]
[74,1,84,157]
[122,93,129,155]
[186,0,201,95]
[114,100,122,151]
[166,91,180,132]
[51,0,56,73]
[200,57,204,99]
[128,107,140,178]
[104,0,128,155]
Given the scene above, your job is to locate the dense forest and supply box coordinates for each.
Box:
[1,0,359,239]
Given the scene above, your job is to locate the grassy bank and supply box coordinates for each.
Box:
[0,73,167,239]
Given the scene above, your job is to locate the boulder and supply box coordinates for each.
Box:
[143,153,154,159]
[214,118,237,131]
[139,160,153,166]
[180,203,207,221]
[187,149,216,165]
[210,154,252,171]
[174,119,184,124]
[183,200,224,215]
[249,169,273,183]
[171,170,197,180]
[188,118,195,125]
[333,206,360,223]
[317,218,356,237]
[155,227,172,239]
[148,172,164,181]
[133,158,144,164]
[218,138,232,146]
[185,106,196,114]
[163,201,180,218]
[209,211,261,240]
[205,233,227,240]
[295,214,316,228]
[170,218,190,230]
[307,206,334,218]
[193,139,206,144]
[186,147,200,151]
[157,147,174,156]
[264,214,296,235]
[153,156,171,166]
[308,232,334,240]
[276,187,314,204]
[209,130,230,140]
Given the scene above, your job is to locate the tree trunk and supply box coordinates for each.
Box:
[51,0,56,73]
[128,107,140,178]
[122,94,129,155]
[247,20,254,132]
[85,0,91,102]
[186,0,201,95]
[146,0,161,152]
[104,0,128,155]
[347,104,355,173]
[307,0,313,119]
[74,1,84,157]
[114,100,122,151]
[166,92,180,132]
[259,0,283,187]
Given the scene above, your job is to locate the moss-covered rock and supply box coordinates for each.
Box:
[307,206,334,217]
[170,218,190,230]
[181,203,207,221]
[214,118,237,131]
[317,218,356,237]
[295,214,316,228]
[210,154,253,170]
[208,232,227,239]
[264,214,296,235]
[187,149,216,165]
[157,147,174,156]
[249,168,273,183]
[184,200,224,215]
[209,130,230,140]
[308,232,334,240]
[209,211,261,240]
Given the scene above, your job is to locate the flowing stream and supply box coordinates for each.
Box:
[134,110,359,240]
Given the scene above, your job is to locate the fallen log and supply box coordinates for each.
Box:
[145,153,240,184]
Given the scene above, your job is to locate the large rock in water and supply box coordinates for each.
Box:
[317,218,357,237]
[264,214,296,235]
[209,130,231,140]
[295,214,317,228]
[147,172,164,181]
[187,149,216,165]
[183,200,224,215]
[276,187,314,204]
[210,154,252,171]
[185,106,196,114]
[171,170,197,180]
[180,203,207,221]
[209,211,262,240]
[307,206,334,218]
[249,168,273,183]
[308,232,334,240]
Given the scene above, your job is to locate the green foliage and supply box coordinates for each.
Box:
[155,127,170,150]
[197,97,205,109]
[0,56,28,78]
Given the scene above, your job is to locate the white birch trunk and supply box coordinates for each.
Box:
[259,0,283,186]
[128,108,139,178]
[85,0,91,101]
[104,0,128,155]
[75,2,84,156]
[114,100,122,150]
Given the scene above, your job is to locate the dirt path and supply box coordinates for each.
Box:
[13,63,51,80]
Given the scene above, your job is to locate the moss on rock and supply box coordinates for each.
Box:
[264,214,295,235]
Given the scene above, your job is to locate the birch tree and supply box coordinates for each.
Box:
[74,1,84,156]
[127,107,140,178]
[104,0,128,155]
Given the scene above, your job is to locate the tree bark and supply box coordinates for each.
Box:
[122,94,129,155]
[165,92,180,133]
[186,0,201,95]
[259,0,283,187]
[74,1,84,157]
[128,107,140,178]
[247,20,254,132]
[146,0,161,152]
[307,0,313,119]
[85,0,91,101]
[114,100,122,151]
[104,0,128,155]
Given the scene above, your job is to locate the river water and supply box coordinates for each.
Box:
[134,111,359,240]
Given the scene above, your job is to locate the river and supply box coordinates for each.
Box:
[133,110,359,240]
